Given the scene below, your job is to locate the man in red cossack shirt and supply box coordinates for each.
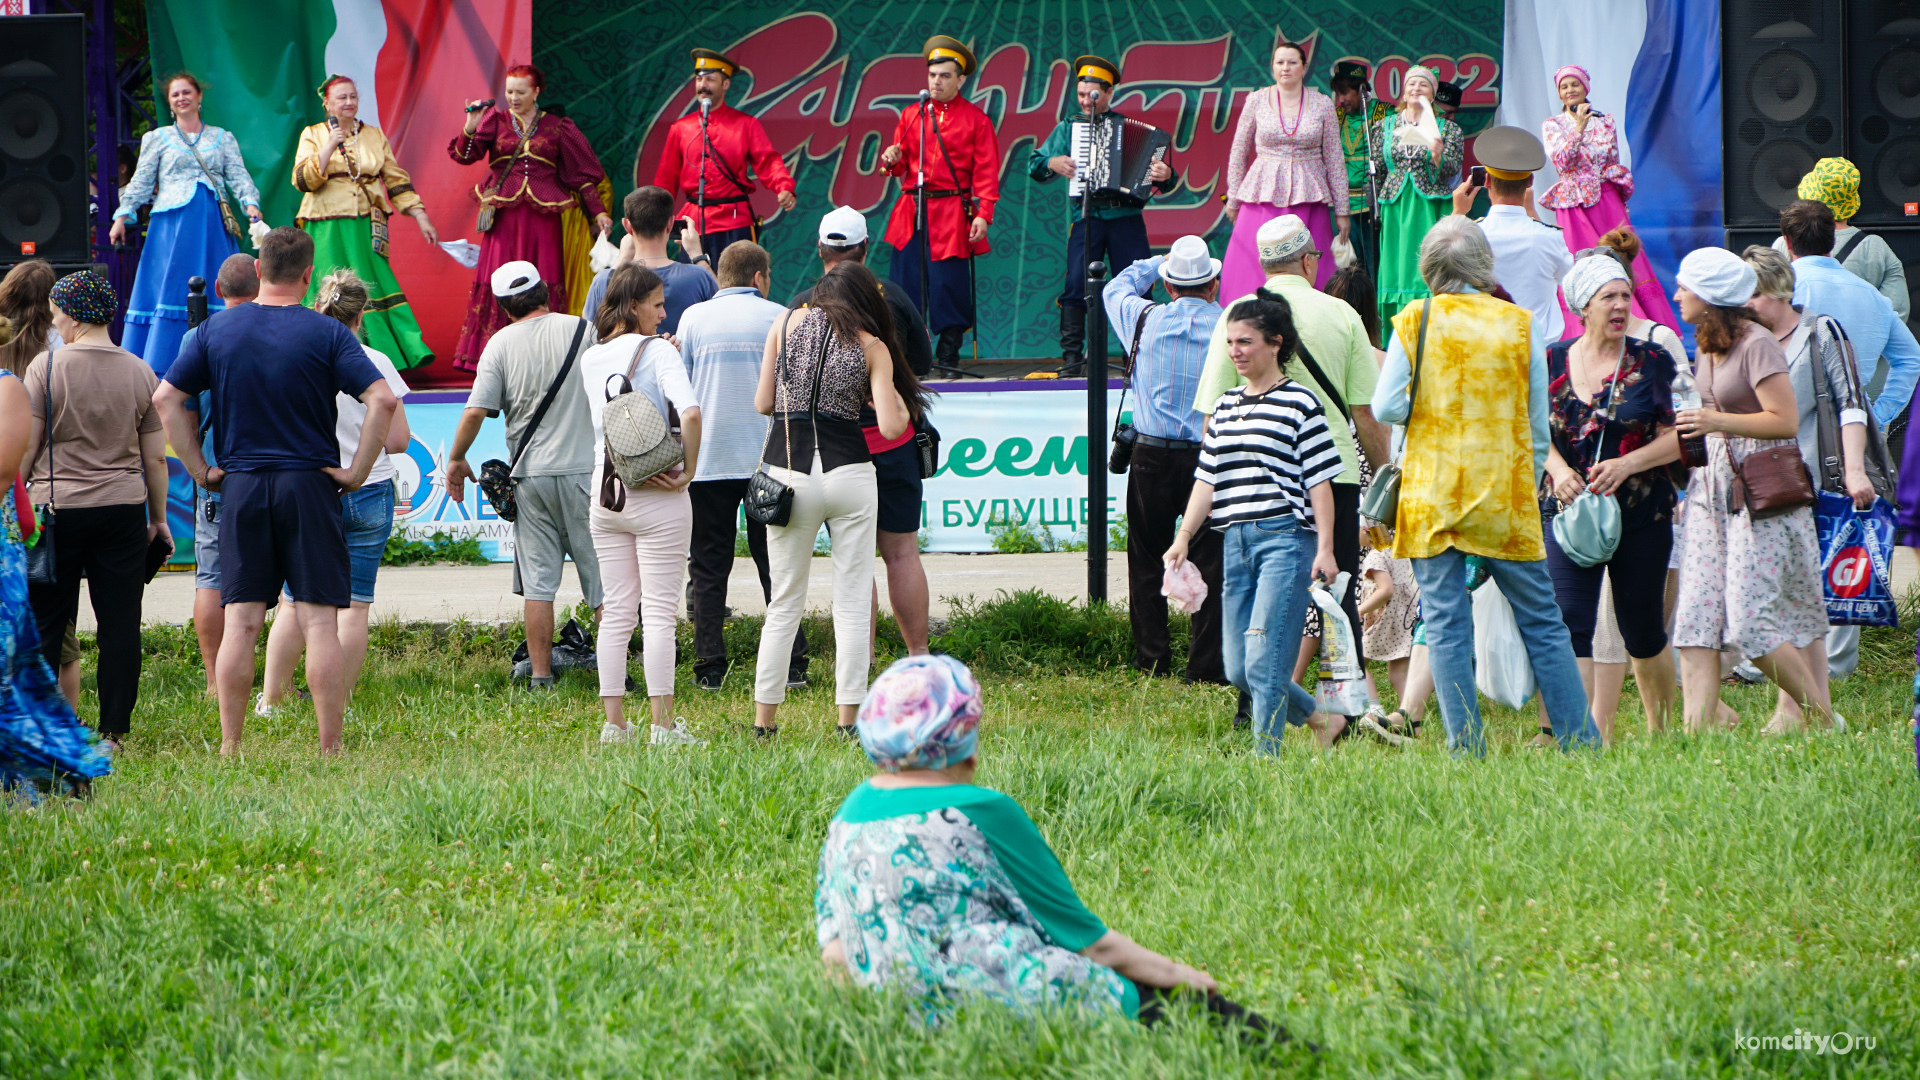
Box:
[880,35,1002,369]
[651,48,798,263]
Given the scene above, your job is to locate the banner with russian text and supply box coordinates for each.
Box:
[540,1,1505,359]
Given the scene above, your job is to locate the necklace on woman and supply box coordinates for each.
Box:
[1276,84,1305,137]
[511,109,540,141]
[1574,338,1625,403]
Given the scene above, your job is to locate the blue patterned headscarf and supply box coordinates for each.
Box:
[855,654,984,771]
[50,270,117,326]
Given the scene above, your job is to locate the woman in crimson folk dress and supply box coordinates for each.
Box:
[448,63,612,369]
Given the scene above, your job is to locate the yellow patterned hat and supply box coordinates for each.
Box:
[1798,158,1861,222]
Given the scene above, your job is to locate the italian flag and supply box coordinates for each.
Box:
[145,0,529,375]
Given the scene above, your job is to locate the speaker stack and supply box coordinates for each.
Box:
[1725,1,1920,322]
[0,14,90,268]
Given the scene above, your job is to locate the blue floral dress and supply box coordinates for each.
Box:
[815,781,1135,1021]
[2,370,110,800]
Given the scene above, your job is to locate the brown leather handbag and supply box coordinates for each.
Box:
[1731,442,1817,520]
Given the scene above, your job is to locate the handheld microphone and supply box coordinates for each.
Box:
[465,98,495,113]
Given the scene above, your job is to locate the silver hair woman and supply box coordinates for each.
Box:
[1369,217,1596,756]
[1740,244,1878,734]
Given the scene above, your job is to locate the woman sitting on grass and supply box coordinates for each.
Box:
[816,654,1282,1038]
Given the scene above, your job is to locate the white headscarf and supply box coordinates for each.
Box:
[1562,254,1630,315]
[1677,247,1758,308]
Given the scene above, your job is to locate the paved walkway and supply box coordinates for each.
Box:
[80,547,1920,630]
[89,553,1135,629]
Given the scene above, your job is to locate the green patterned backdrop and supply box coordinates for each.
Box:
[537,2,1503,359]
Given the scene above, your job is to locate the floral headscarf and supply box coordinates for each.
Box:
[49,270,117,326]
[1402,66,1439,99]
[855,654,984,771]
[1553,65,1591,95]
[1798,157,1861,223]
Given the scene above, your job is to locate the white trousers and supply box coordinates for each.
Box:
[589,474,692,699]
[755,455,877,706]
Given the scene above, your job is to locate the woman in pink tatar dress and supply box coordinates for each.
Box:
[1539,64,1678,332]
[1221,40,1348,296]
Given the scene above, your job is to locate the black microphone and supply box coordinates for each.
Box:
[465,98,495,113]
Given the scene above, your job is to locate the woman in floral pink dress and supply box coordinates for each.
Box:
[1539,65,1678,332]
[1221,40,1348,296]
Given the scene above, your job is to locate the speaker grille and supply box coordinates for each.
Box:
[1853,2,1920,223]
[1724,3,1847,227]
[0,17,86,263]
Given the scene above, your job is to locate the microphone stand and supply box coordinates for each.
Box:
[1359,82,1384,282]
[1083,111,1108,601]
[695,97,710,258]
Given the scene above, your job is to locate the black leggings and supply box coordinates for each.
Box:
[26,502,149,734]
[1544,517,1673,660]
[1136,985,1312,1056]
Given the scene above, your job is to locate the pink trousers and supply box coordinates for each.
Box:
[589,471,693,699]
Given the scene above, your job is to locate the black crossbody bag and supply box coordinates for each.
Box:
[745,317,832,527]
[479,317,590,522]
[26,345,58,586]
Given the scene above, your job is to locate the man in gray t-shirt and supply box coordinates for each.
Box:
[447,261,603,686]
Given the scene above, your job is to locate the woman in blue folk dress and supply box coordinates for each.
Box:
[110,72,264,376]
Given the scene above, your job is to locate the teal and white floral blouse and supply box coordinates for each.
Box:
[1367,113,1465,204]
[814,781,1137,1019]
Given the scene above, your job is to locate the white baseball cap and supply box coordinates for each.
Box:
[818,205,869,246]
[1158,235,1221,287]
[490,260,542,297]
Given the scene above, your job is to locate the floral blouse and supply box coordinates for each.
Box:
[1226,86,1348,215]
[113,125,261,221]
[815,782,1133,1022]
[1368,112,1464,204]
[1545,336,1678,528]
[1539,112,1634,210]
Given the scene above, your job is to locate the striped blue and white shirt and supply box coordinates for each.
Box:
[676,287,780,481]
[1102,257,1220,443]
[1196,380,1342,530]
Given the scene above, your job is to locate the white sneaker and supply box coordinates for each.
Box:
[1829,713,1848,734]
[253,694,280,719]
[599,722,641,745]
[649,719,706,747]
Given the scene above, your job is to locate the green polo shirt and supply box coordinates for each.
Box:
[1194,273,1378,485]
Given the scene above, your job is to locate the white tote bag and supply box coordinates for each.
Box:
[1472,581,1536,709]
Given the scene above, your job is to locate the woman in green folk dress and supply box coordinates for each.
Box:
[293,75,439,369]
[1368,66,1464,326]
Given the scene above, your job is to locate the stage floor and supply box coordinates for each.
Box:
[405,357,1083,391]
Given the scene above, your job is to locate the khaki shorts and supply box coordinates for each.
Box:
[510,472,603,607]
[60,620,81,666]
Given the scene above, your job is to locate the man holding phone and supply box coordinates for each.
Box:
[1453,126,1572,342]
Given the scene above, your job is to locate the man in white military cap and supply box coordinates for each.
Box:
[1453,125,1573,342]
[446,258,604,689]
[1102,235,1226,686]
[1192,214,1396,742]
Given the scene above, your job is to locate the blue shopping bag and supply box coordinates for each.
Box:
[1813,491,1899,627]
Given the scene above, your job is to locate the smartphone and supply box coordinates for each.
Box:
[1468,164,1487,187]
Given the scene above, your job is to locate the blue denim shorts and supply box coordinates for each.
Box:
[342,479,395,603]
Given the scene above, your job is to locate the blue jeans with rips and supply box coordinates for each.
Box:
[1409,548,1600,756]
[1220,517,1320,754]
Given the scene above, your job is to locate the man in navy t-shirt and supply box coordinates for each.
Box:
[154,226,397,757]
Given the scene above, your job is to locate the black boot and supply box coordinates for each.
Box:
[1058,304,1086,375]
[936,327,966,368]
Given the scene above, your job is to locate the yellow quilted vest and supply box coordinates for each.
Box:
[1389,294,1544,561]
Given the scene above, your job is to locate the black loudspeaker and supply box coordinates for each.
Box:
[0,14,89,265]
[1848,1,1920,224]
[1723,1,1848,227]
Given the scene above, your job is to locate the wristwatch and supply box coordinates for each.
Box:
[690,254,712,266]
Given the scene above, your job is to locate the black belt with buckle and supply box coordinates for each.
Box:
[1133,433,1201,450]
[688,194,750,207]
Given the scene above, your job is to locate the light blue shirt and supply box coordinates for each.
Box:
[676,286,779,480]
[113,125,261,221]
[1102,256,1220,443]
[1791,254,1920,426]
[1370,287,1551,482]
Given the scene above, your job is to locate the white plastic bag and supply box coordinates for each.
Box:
[1309,574,1370,715]
[1161,559,1208,615]
[247,219,272,250]
[588,230,620,274]
[438,239,482,268]
[1472,581,1536,709]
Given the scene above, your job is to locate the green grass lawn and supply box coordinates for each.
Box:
[3,610,1917,1078]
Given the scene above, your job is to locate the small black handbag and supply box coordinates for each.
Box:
[25,347,57,587]
[745,317,832,527]
[913,422,942,480]
[1107,304,1156,475]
